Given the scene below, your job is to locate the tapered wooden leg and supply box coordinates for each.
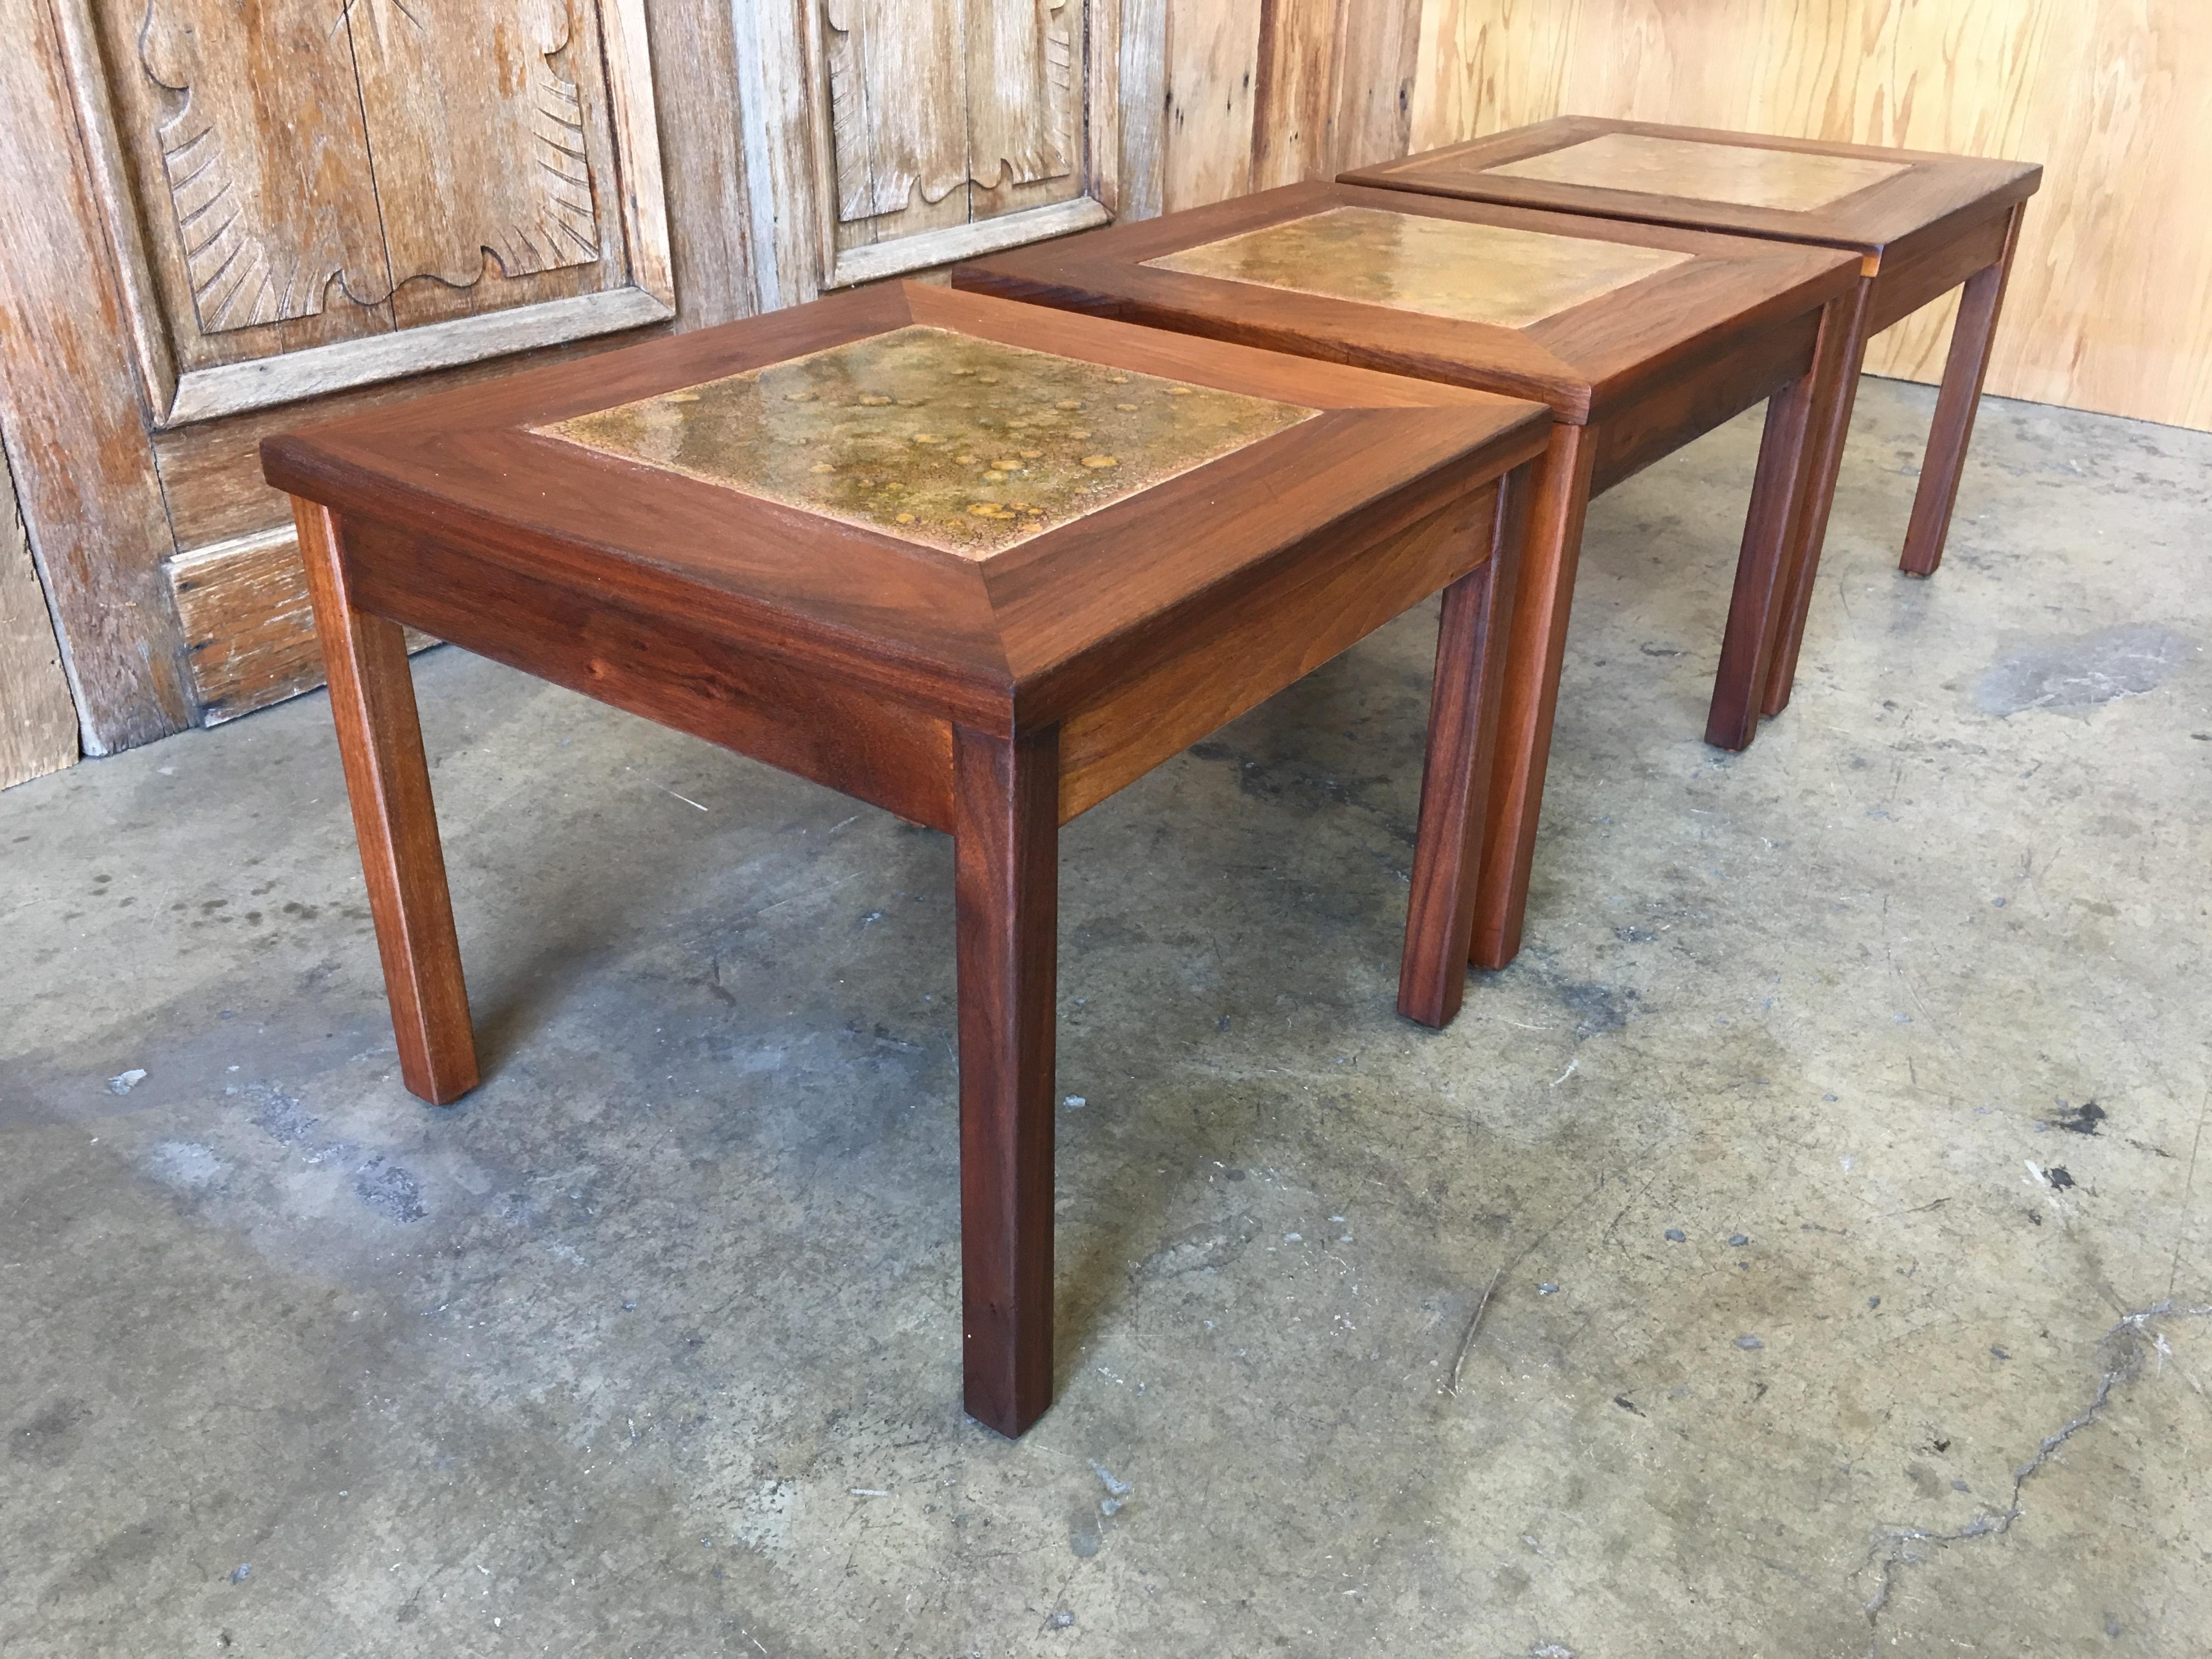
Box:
[1706,294,1856,752]
[1899,203,2026,579]
[1759,281,1872,719]
[1400,466,1528,1026]
[293,499,478,1106]
[1469,423,1594,972]
[952,722,1059,1438]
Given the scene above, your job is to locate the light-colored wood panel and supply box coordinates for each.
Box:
[970,0,1082,193]
[1329,0,1423,173]
[166,287,674,426]
[1406,0,2212,430]
[1163,0,1263,209]
[972,0,1092,224]
[1250,0,1338,190]
[1953,0,2212,424]
[1408,0,1577,150]
[736,0,828,310]
[1119,0,1170,216]
[812,2,1112,284]
[1246,0,1422,188]
[641,0,754,329]
[0,451,78,789]
[1843,0,2052,382]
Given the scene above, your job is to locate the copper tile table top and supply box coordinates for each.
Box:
[1344,116,2040,258]
[546,325,1314,558]
[1484,131,1910,214]
[1146,205,1690,331]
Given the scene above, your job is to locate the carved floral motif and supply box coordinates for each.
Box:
[139,0,600,332]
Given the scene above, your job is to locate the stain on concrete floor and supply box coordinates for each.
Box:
[3,378,2209,1656]
[1974,622,2196,718]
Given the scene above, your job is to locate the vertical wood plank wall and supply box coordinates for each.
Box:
[1148,0,1426,214]
[1401,0,2212,432]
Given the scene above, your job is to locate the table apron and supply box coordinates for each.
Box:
[1590,309,1821,495]
[1868,205,2016,334]
[1058,476,1508,822]
[340,515,961,832]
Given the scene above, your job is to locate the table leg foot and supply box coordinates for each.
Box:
[294,499,477,1106]
[1402,467,1527,1026]
[953,723,1058,1438]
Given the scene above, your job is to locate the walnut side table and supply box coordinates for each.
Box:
[1346,117,2041,716]
[262,283,1547,1437]
[957,183,1859,969]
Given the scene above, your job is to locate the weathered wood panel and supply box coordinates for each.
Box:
[0,450,78,788]
[0,0,193,752]
[168,528,436,725]
[1155,0,1423,212]
[1250,0,1339,190]
[648,0,758,330]
[79,0,669,421]
[1162,0,1263,208]
[105,0,632,364]
[1330,0,1423,173]
[816,0,1103,281]
[1118,0,1171,217]
[1407,0,2212,430]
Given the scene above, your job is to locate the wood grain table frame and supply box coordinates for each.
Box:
[956,182,1860,970]
[262,282,1548,1439]
[1347,117,2041,718]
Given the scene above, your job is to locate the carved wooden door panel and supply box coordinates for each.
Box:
[741,0,1126,298]
[87,0,670,425]
[3,0,673,731]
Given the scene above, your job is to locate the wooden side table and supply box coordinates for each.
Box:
[1346,117,2041,716]
[262,283,1547,1437]
[956,183,1860,970]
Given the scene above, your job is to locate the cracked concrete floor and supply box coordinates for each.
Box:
[4,376,2209,1657]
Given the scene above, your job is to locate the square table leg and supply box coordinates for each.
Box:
[1706,292,1859,752]
[1469,422,1595,972]
[952,723,1059,1438]
[1400,465,1528,1028]
[1759,283,1874,720]
[1899,202,2027,579]
[294,499,479,1107]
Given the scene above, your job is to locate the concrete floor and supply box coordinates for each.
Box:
[4,376,2209,1657]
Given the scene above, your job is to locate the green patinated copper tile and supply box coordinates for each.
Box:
[1486,133,1909,213]
[1147,205,1690,330]
[540,325,1316,558]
